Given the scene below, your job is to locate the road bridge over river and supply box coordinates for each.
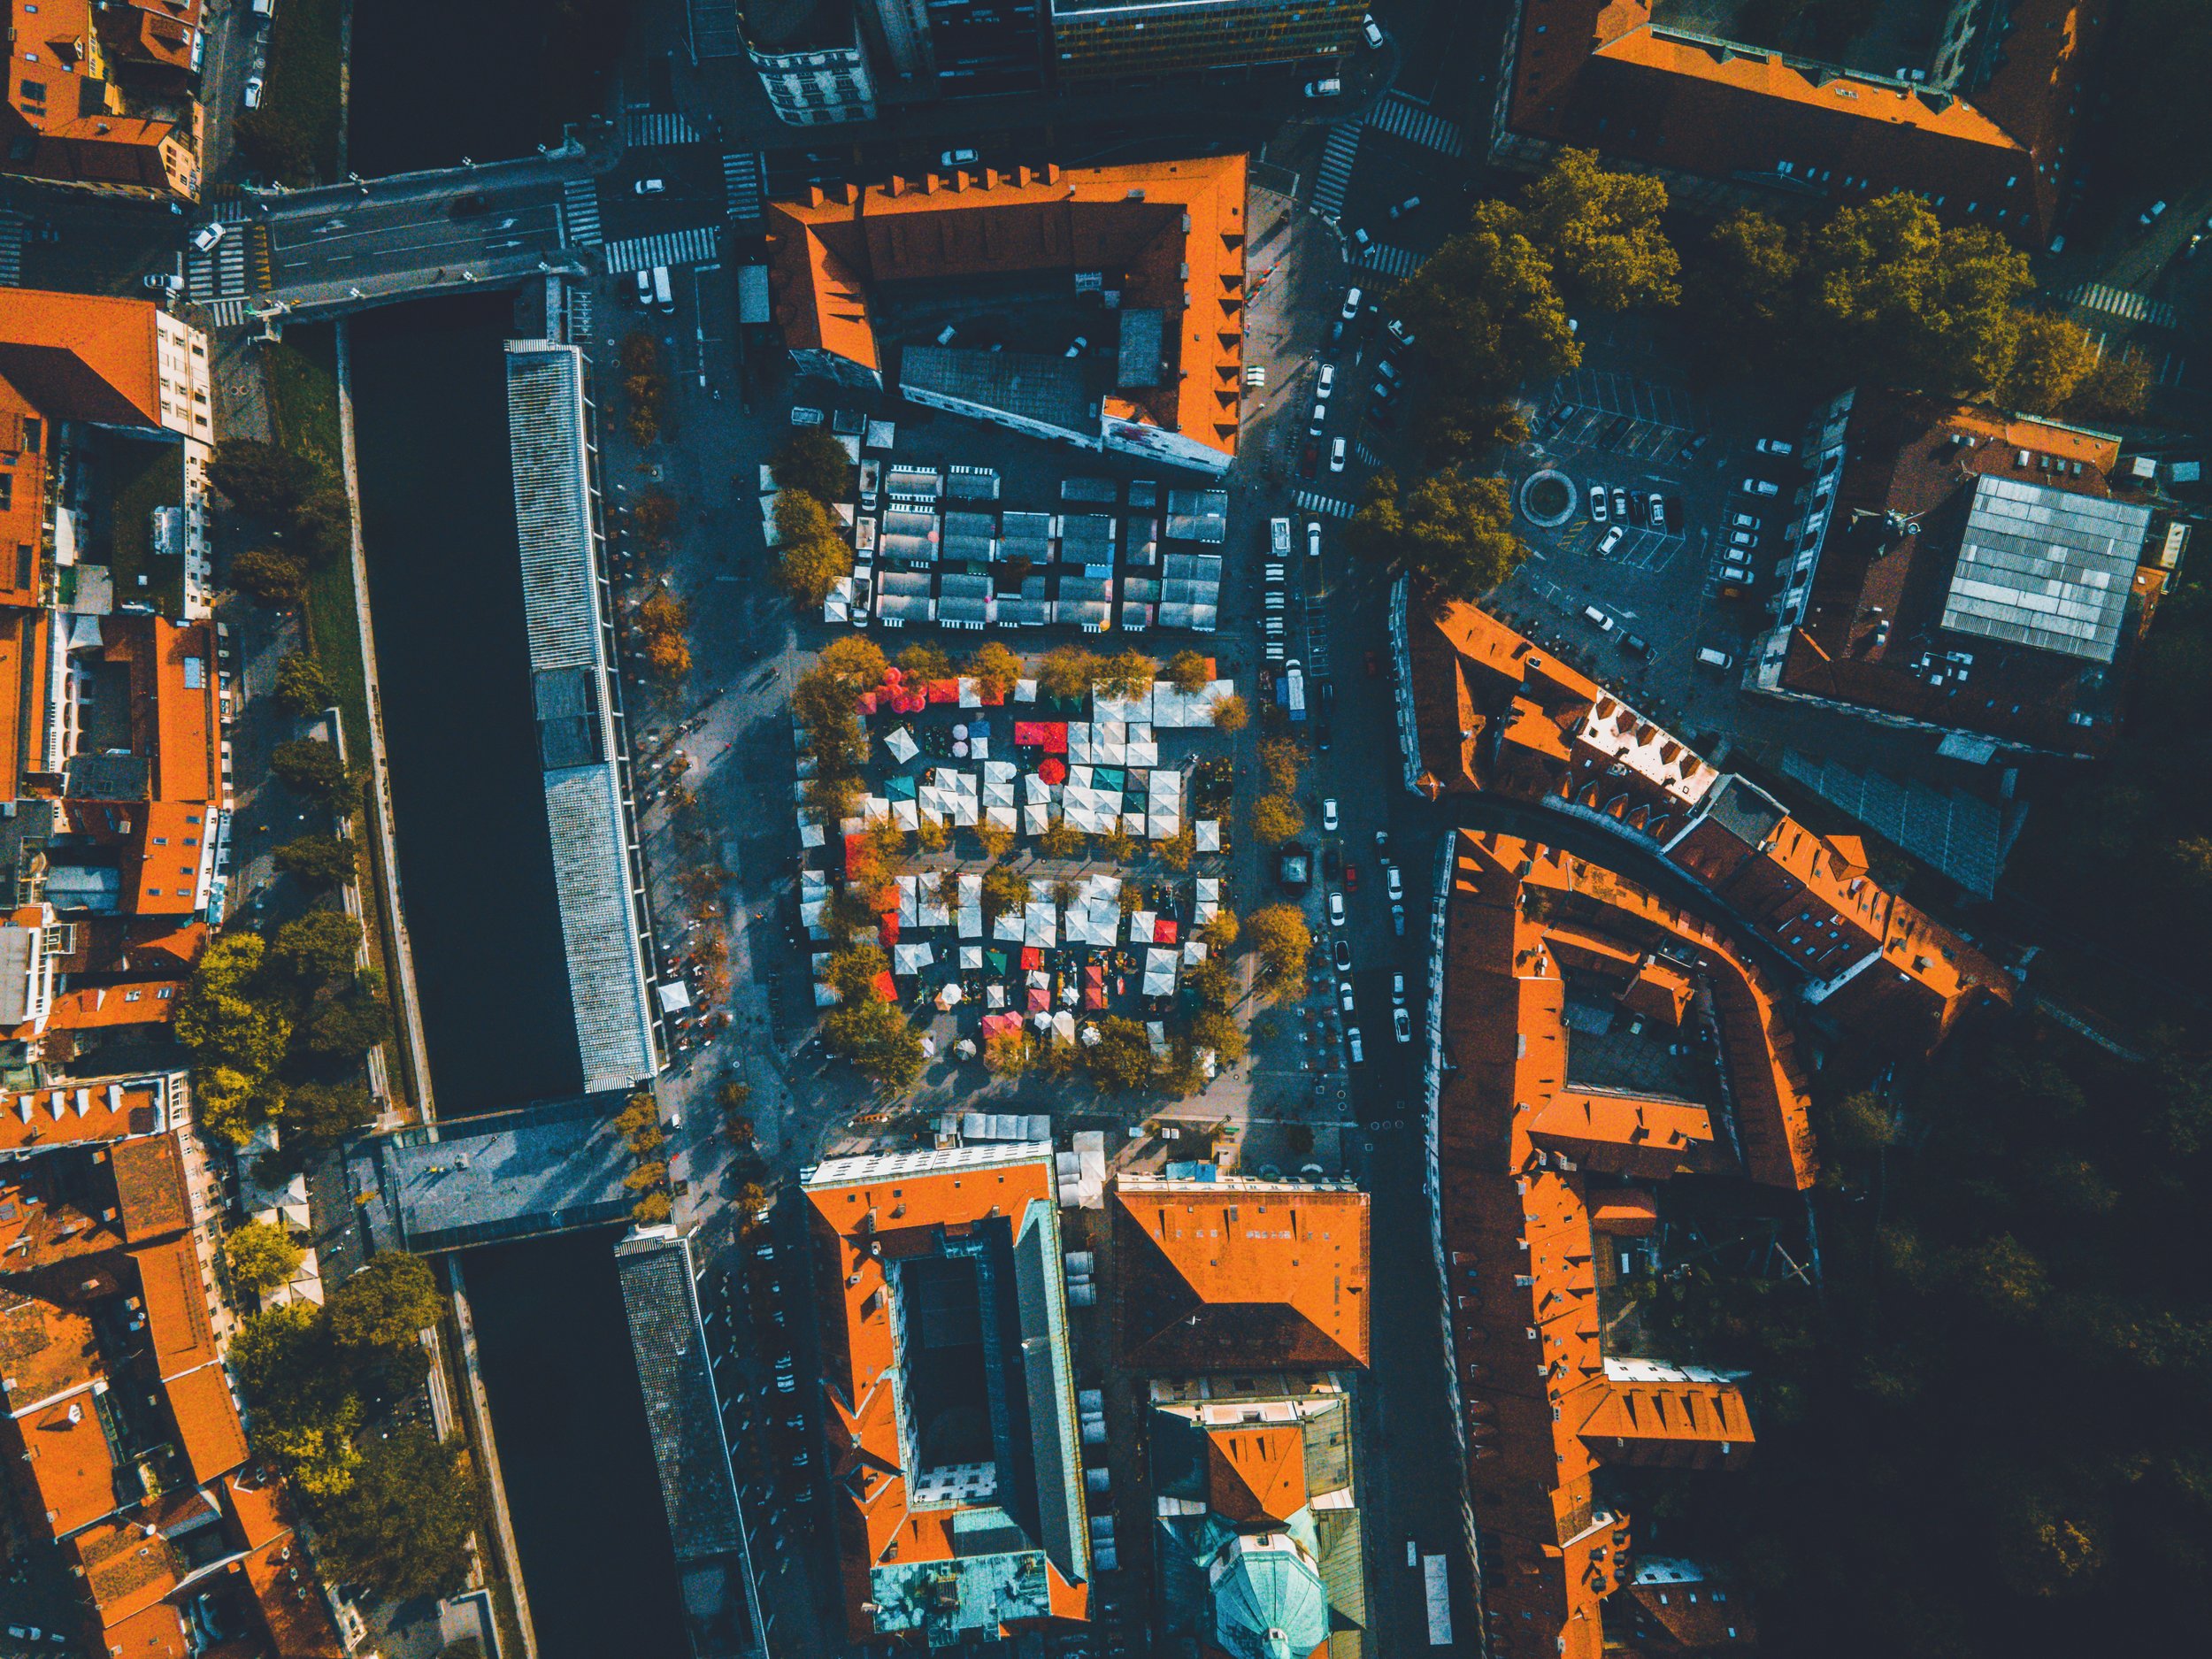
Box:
[348,1091,641,1253]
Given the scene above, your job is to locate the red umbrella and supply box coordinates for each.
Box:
[1038,757,1067,785]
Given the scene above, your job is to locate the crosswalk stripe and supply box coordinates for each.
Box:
[2065,281,2176,328]
[1364,92,1465,157]
[723,152,764,221]
[204,297,249,328]
[603,226,721,274]
[1356,242,1420,280]
[562,178,603,247]
[626,111,700,149]
[1295,490,1356,518]
[1310,123,1362,219]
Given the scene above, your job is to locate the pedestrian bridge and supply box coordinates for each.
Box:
[349,1091,641,1254]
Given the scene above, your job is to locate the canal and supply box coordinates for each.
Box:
[344,7,687,1656]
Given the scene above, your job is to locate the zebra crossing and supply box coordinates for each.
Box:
[723,152,764,221]
[1354,439,1383,467]
[0,215,22,286]
[562,178,603,247]
[1295,489,1356,519]
[603,226,720,274]
[563,286,595,348]
[2065,282,2177,329]
[1365,92,1465,157]
[204,297,250,328]
[186,232,249,303]
[1310,124,1362,219]
[626,111,701,149]
[1356,242,1420,280]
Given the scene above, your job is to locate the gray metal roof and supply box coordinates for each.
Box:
[506,341,658,1094]
[901,346,1091,435]
[1941,474,2151,664]
[615,1229,749,1563]
[1117,307,1164,388]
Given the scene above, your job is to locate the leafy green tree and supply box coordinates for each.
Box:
[273,653,333,718]
[983,1027,1032,1076]
[1210,692,1248,732]
[1397,204,1581,400]
[208,440,314,517]
[824,943,890,1003]
[1037,646,1102,702]
[273,910,363,985]
[2000,313,2100,414]
[271,739,355,810]
[1098,649,1157,699]
[1513,148,1680,311]
[822,999,926,1092]
[320,1427,477,1602]
[233,548,308,607]
[1245,906,1311,998]
[304,980,393,1057]
[274,833,354,892]
[1187,1010,1248,1068]
[965,641,1022,699]
[1695,206,1805,352]
[283,1079,377,1152]
[295,486,354,565]
[233,1302,362,1496]
[174,933,292,1079]
[328,1252,441,1358]
[223,1220,304,1295]
[2070,349,2151,424]
[982,867,1028,923]
[772,490,853,606]
[1805,194,2032,397]
[1346,467,1526,599]
[1251,795,1304,846]
[772,426,855,502]
[1083,1017,1157,1093]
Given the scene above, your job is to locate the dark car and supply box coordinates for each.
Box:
[1620,634,1652,658]
[1601,414,1633,448]
[1364,649,1379,677]
[1344,862,1359,891]
[1625,492,1648,526]
[449,190,491,217]
[1297,441,1320,480]
[1323,848,1341,881]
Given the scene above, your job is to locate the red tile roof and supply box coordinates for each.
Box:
[130,1237,214,1380]
[3,1388,119,1536]
[107,1133,190,1241]
[162,1362,246,1485]
[243,1537,346,1659]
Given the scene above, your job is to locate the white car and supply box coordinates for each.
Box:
[1329,437,1348,472]
[1648,493,1668,532]
[941,148,979,166]
[1393,1006,1412,1042]
[1307,521,1323,560]
[191,221,226,253]
[1322,797,1340,833]
[1338,980,1356,1014]
[242,75,264,109]
[1391,972,1406,1005]
[1310,402,1327,435]
[1340,286,1363,321]
[1346,1026,1365,1064]
[1317,363,1336,399]
[1385,864,1403,902]
[1364,14,1384,48]
[1386,318,1416,348]
[142,271,182,295]
[1598,525,1624,557]
[1351,227,1371,250]
[1744,477,1780,496]
[1754,437,1793,456]
[1328,891,1346,928]
[1583,604,1617,634]
[1730,511,1761,531]
[1305,77,1343,98]
[1729,528,1758,549]
[634,178,665,195]
[1589,485,1608,523]
[1065,336,1088,357]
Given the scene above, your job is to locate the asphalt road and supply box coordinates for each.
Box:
[265,179,568,288]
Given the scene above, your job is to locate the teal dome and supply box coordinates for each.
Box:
[1210,1533,1328,1659]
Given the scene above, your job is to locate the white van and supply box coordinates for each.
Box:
[1697,646,1735,672]
[1743,477,1779,497]
[652,265,674,315]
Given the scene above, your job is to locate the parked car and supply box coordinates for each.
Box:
[1588,485,1608,523]
[1309,402,1327,435]
[1338,980,1356,1014]
[1388,196,1421,219]
[1332,938,1352,973]
[940,147,979,166]
[1317,362,1336,399]
[1340,286,1363,321]
[1065,336,1088,357]
[1754,437,1793,456]
[242,75,264,110]
[1351,226,1372,250]
[1730,511,1761,531]
[1328,891,1347,928]
[1697,646,1735,672]
[1743,477,1780,496]
[1583,604,1617,634]
[1364,14,1385,48]
[1329,436,1348,472]
[1386,319,1416,348]
[2140,200,2170,232]
[1393,1006,1412,1042]
[1346,1026,1365,1064]
[1390,902,1406,936]
[1611,486,1629,519]
[1385,864,1404,902]
[1391,972,1406,1005]
[1305,77,1343,97]
[1322,797,1340,833]
[1626,492,1648,526]
[634,177,665,195]
[1598,524,1624,557]
[1648,493,1668,532]
[1307,521,1323,561]
[1343,861,1359,891]
[1364,649,1380,677]
[143,270,182,295]
[1620,633,1652,658]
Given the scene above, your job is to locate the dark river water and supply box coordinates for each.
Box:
[344,7,687,1655]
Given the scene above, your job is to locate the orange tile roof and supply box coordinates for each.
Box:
[3,1389,119,1536]
[162,1363,246,1485]
[44,982,184,1033]
[0,1292,102,1410]
[130,1237,214,1380]
[107,1133,190,1241]
[220,1469,293,1553]
[95,1601,188,1659]
[1112,1179,1368,1370]
[1526,1089,1724,1181]
[66,1515,181,1630]
[767,157,1246,459]
[0,372,49,609]
[1204,1424,1306,1528]
[243,1537,345,1659]
[0,291,168,429]
[0,1079,167,1152]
